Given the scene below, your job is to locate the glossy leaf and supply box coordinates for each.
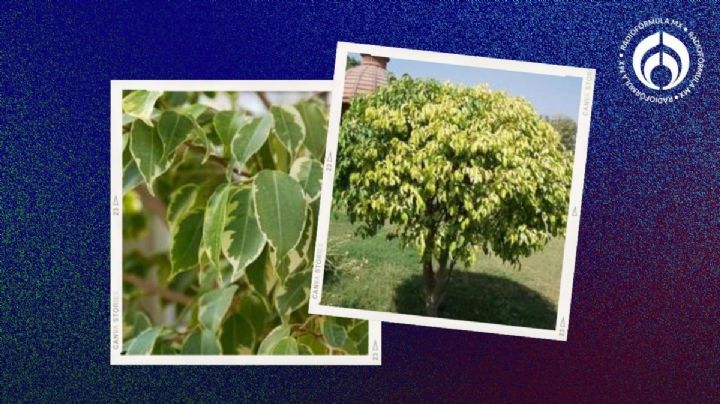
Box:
[182,329,222,355]
[253,170,307,259]
[296,101,327,159]
[322,319,348,348]
[213,111,247,148]
[270,105,305,154]
[275,270,311,318]
[245,246,276,297]
[231,115,273,165]
[221,313,255,354]
[167,184,198,223]
[169,209,204,277]
[271,337,299,355]
[290,157,323,202]
[257,324,291,355]
[198,285,238,332]
[129,120,165,190]
[222,187,266,281]
[122,90,162,125]
[200,183,232,269]
[157,110,195,161]
[125,326,162,355]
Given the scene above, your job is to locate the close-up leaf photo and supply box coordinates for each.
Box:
[120,89,369,356]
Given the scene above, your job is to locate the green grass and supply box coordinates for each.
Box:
[321,214,564,329]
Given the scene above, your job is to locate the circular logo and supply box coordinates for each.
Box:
[618,18,705,104]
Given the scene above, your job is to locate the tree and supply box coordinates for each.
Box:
[544,114,577,152]
[336,76,572,316]
[121,90,368,355]
[346,56,361,70]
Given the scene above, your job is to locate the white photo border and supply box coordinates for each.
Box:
[111,80,381,365]
[309,42,596,341]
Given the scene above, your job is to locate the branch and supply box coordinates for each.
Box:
[123,272,192,305]
[256,92,272,109]
[135,184,168,228]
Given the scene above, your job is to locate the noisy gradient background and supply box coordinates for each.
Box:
[1,2,718,401]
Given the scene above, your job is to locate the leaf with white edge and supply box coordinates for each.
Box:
[198,285,238,332]
[271,337,299,355]
[220,313,255,354]
[270,105,305,154]
[322,319,347,348]
[231,115,273,165]
[298,344,313,355]
[122,90,162,126]
[125,326,162,355]
[200,183,232,269]
[296,101,327,159]
[129,120,166,191]
[177,103,207,119]
[253,170,307,259]
[169,209,204,277]
[181,329,222,355]
[167,184,197,223]
[297,334,327,355]
[275,270,311,318]
[157,111,195,161]
[348,321,369,354]
[122,148,143,194]
[213,111,247,148]
[290,157,323,202]
[123,310,152,340]
[222,187,266,281]
[257,324,291,355]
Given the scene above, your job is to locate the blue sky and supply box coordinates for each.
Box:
[350,53,582,120]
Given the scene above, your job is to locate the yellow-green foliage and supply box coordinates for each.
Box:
[336,76,572,267]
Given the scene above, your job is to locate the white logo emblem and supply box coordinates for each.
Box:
[619,19,704,104]
[632,31,689,90]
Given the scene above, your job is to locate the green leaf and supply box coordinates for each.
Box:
[270,105,305,154]
[167,184,198,223]
[231,115,273,165]
[322,319,347,348]
[245,246,277,297]
[271,337,299,355]
[177,103,207,119]
[169,209,204,277]
[129,120,165,191]
[290,157,323,202]
[257,324,291,355]
[297,334,328,355]
[198,285,238,332]
[125,326,162,355]
[253,170,307,259]
[298,344,313,355]
[200,183,232,269]
[275,270,311,318]
[122,90,162,126]
[122,147,143,193]
[123,310,151,340]
[347,321,369,355]
[236,293,268,337]
[222,187,266,281]
[296,101,327,159]
[181,329,222,355]
[220,313,255,354]
[213,111,247,148]
[157,111,195,161]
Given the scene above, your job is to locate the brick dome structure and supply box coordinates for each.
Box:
[343,54,390,105]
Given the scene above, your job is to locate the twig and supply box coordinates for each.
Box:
[123,273,192,305]
[256,92,272,109]
[135,184,168,228]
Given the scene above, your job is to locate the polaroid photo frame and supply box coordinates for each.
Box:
[309,43,595,341]
[111,80,381,365]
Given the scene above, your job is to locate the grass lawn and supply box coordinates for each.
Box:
[321,213,564,330]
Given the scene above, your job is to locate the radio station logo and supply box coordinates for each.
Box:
[618,18,704,104]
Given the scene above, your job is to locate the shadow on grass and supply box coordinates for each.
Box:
[393,271,557,330]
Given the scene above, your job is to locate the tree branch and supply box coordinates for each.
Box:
[123,272,192,306]
[256,92,272,110]
[135,184,168,228]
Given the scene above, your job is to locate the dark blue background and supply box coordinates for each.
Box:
[1,2,718,401]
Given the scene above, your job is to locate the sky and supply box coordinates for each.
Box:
[350,53,582,120]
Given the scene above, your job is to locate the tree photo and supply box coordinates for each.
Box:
[121,90,369,356]
[320,53,583,330]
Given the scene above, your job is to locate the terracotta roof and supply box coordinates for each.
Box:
[343,54,389,103]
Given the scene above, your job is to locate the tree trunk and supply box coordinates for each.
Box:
[423,252,452,317]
